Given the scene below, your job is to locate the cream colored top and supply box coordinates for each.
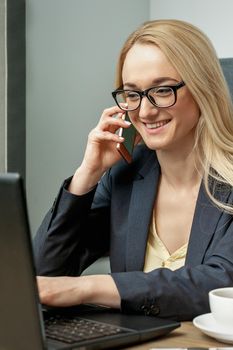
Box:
[143,218,188,272]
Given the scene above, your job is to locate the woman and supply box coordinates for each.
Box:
[34,19,233,321]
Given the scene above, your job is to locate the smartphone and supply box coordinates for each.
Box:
[116,112,137,163]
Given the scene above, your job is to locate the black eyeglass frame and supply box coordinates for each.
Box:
[112,81,186,111]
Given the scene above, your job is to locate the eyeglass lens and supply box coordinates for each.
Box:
[116,86,176,110]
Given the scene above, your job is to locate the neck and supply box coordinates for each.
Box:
[156,146,202,190]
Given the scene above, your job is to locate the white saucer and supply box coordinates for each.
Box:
[193,313,233,344]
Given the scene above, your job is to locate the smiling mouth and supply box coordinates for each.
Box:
[145,119,171,129]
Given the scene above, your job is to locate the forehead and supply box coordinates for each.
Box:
[122,43,180,86]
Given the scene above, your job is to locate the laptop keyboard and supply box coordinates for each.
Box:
[45,315,127,344]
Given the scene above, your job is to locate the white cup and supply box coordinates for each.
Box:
[209,287,233,331]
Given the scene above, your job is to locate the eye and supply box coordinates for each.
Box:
[125,91,140,101]
[154,87,173,97]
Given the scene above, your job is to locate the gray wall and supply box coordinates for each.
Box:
[26,0,150,234]
[150,0,233,57]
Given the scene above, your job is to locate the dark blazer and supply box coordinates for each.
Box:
[34,145,233,321]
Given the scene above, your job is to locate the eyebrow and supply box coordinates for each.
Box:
[123,77,180,89]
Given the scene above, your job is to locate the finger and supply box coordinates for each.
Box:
[93,129,125,143]
[96,116,131,134]
[100,105,126,119]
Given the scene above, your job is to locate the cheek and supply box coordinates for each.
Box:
[187,102,200,127]
[127,111,139,125]
[184,91,200,114]
[176,93,200,124]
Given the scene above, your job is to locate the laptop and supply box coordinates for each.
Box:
[0,173,180,350]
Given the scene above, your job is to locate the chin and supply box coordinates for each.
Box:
[143,139,167,151]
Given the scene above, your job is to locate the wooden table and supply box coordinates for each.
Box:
[125,321,231,349]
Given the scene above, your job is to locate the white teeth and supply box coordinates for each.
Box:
[146,120,170,129]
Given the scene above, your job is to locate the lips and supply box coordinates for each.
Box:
[145,119,171,129]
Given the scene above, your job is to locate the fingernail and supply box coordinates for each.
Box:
[124,121,131,125]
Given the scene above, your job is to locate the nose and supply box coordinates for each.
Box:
[138,96,159,119]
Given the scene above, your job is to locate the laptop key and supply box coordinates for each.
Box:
[45,316,127,344]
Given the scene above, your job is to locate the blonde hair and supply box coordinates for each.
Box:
[115,19,233,213]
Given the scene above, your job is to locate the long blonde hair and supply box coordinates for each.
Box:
[115,19,233,213]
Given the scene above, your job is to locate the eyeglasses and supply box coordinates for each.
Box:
[112,81,185,111]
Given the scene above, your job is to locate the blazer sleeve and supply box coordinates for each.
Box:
[33,145,152,276]
[112,214,233,321]
[33,174,112,276]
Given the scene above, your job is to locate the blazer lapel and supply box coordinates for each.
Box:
[186,183,231,266]
[126,154,160,271]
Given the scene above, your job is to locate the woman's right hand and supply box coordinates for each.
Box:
[69,105,132,195]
